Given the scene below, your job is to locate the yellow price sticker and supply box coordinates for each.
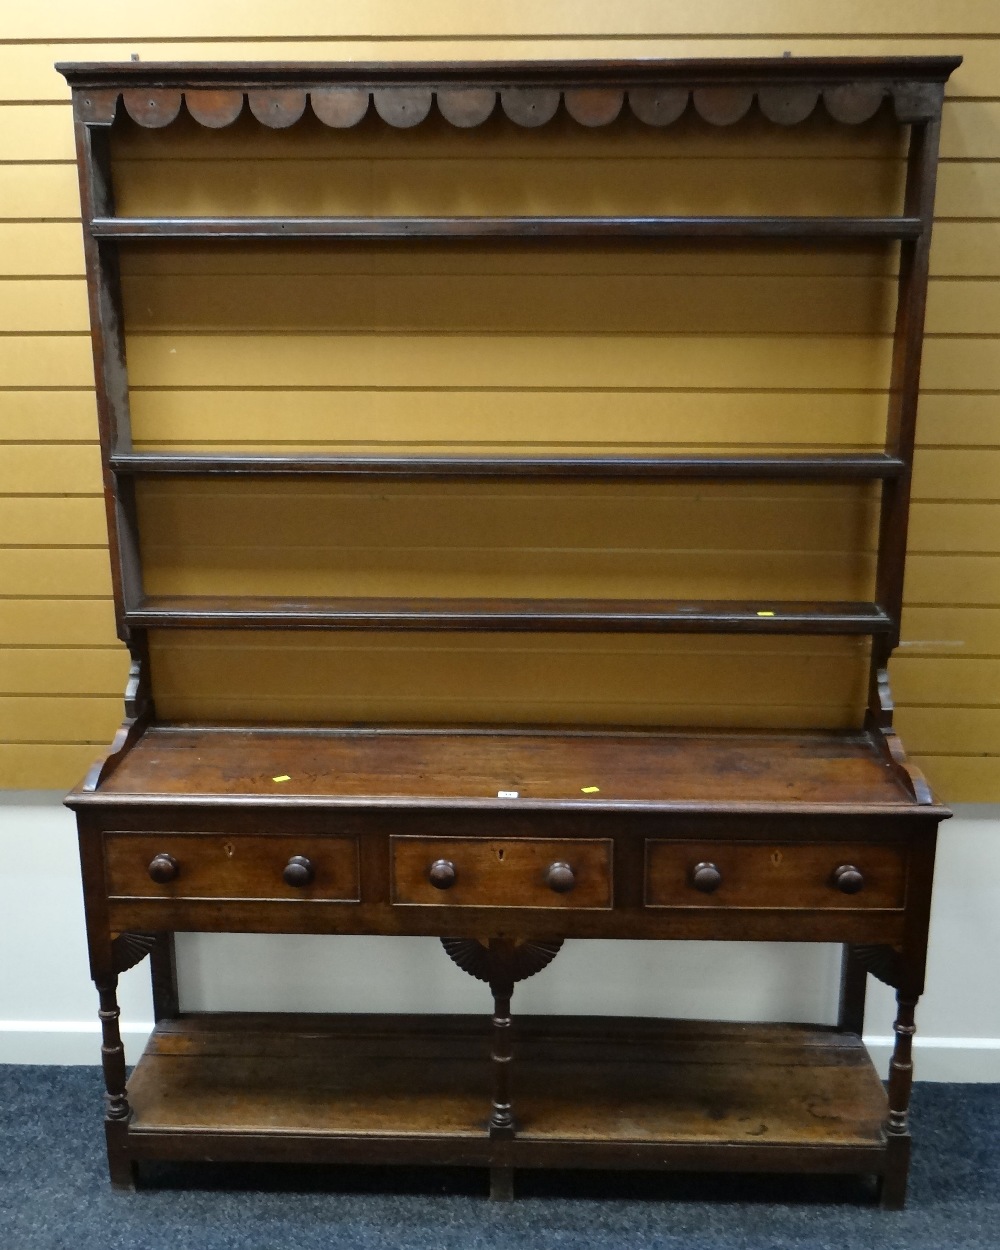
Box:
[272,774,291,783]
[581,786,601,794]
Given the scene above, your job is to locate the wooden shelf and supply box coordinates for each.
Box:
[90,214,923,241]
[124,1013,889,1172]
[111,452,906,480]
[58,55,965,90]
[128,595,892,634]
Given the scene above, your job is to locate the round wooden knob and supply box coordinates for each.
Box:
[282,855,315,887]
[833,864,865,894]
[147,852,179,884]
[691,861,722,893]
[428,858,457,889]
[545,861,576,893]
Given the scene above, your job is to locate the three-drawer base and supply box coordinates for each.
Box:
[90,813,918,946]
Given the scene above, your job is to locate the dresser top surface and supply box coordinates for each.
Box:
[68,724,935,814]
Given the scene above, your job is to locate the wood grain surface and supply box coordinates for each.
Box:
[104,831,360,901]
[125,1012,889,1152]
[644,838,906,909]
[84,723,916,807]
[390,835,613,908]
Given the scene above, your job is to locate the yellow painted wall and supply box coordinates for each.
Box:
[1,4,997,798]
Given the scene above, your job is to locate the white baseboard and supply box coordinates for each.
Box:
[0,1022,155,1066]
[864,1035,1000,1082]
[3,1021,1000,1078]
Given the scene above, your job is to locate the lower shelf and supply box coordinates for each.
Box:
[125,1013,889,1174]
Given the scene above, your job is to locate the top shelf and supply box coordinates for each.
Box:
[57,55,964,89]
[89,215,924,242]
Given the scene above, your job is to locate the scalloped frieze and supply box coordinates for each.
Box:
[122,88,182,128]
[77,81,943,130]
[248,89,307,128]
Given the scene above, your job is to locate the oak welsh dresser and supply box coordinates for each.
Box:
[59,55,960,1206]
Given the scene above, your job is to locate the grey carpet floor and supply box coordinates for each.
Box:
[1,1066,997,1250]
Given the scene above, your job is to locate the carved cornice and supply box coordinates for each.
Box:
[57,58,960,129]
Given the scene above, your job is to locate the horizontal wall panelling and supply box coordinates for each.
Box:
[2,23,998,797]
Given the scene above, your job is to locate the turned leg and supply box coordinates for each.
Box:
[879,991,918,1209]
[96,976,136,1190]
[487,938,516,1201]
[439,936,565,1202]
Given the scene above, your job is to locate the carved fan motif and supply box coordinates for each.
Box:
[440,937,564,983]
[111,931,158,974]
[852,943,902,989]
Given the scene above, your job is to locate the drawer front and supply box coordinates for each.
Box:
[391,836,613,909]
[645,841,906,910]
[104,833,359,902]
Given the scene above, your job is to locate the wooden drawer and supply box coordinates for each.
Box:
[104,832,359,902]
[391,836,613,909]
[645,841,906,910]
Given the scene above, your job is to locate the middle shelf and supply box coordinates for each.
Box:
[127,468,888,636]
[90,214,924,241]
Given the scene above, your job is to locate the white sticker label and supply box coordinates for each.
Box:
[497,790,519,799]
